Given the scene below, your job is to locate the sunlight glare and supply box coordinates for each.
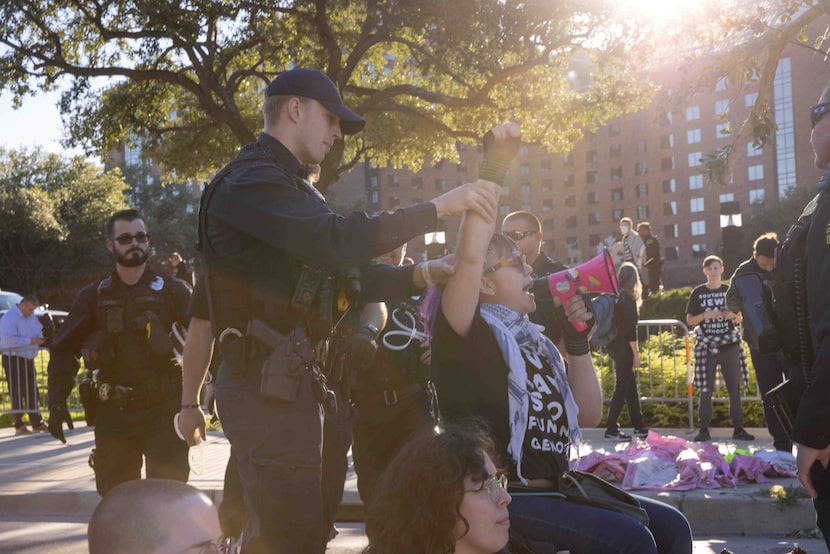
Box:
[616,0,706,25]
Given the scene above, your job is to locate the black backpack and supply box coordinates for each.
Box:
[589,294,620,348]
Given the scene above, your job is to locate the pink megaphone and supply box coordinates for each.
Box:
[539,248,618,332]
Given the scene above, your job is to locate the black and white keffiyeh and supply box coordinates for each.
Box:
[479,303,581,484]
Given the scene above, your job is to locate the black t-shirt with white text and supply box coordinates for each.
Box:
[686,283,736,337]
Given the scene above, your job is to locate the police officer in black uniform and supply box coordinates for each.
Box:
[176,67,500,553]
[47,209,191,496]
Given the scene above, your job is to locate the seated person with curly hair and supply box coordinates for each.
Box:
[364,424,511,554]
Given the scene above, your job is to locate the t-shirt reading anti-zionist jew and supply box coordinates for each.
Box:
[686,283,737,338]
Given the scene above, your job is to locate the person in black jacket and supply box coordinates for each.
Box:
[604,262,648,440]
[789,83,830,549]
[176,67,501,553]
[725,232,791,453]
[47,209,192,496]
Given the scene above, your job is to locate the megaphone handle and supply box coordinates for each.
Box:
[571,319,588,333]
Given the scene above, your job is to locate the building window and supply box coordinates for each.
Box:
[633,119,646,132]
[520,183,531,196]
[664,223,678,238]
[748,164,764,181]
[610,166,623,180]
[686,105,700,121]
[661,134,674,148]
[540,157,552,170]
[565,195,576,208]
[745,92,758,108]
[689,174,703,190]
[435,178,446,191]
[610,122,621,136]
[637,205,649,219]
[588,212,601,225]
[586,150,598,163]
[634,162,648,176]
[687,129,701,144]
[636,183,648,198]
[369,175,378,188]
[412,177,423,189]
[610,144,622,158]
[664,201,677,216]
[747,141,762,157]
[566,216,577,228]
[688,152,702,167]
[661,157,675,171]
[499,205,511,216]
[563,153,574,166]
[543,199,554,211]
[564,174,575,187]
[715,99,729,116]
[691,220,706,236]
[690,197,705,213]
[715,77,727,91]
[662,179,676,193]
[520,164,530,175]
[611,188,623,201]
[750,188,765,204]
[634,140,647,153]
[371,191,378,203]
[586,171,598,184]
[519,145,529,156]
[665,246,680,260]
[612,208,623,221]
[543,219,554,231]
[457,159,467,171]
[541,178,553,191]
[692,243,708,258]
[589,234,601,247]
[500,186,509,197]
[587,191,599,204]
[716,123,730,137]
[719,193,734,203]
[387,174,399,186]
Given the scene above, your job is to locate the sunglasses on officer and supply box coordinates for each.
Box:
[111,232,150,245]
[811,102,830,129]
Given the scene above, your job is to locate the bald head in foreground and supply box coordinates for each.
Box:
[88,478,221,554]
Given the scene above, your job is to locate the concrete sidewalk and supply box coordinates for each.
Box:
[0,425,819,547]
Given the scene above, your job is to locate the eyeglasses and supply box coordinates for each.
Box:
[189,538,232,554]
[504,230,536,241]
[485,253,526,274]
[811,102,830,128]
[466,474,508,504]
[111,232,149,245]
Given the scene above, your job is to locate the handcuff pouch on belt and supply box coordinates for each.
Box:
[78,369,99,425]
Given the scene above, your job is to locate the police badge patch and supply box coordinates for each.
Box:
[150,276,165,291]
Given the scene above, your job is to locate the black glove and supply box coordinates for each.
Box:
[479,130,521,185]
[48,403,74,444]
[344,326,379,370]
[561,294,595,356]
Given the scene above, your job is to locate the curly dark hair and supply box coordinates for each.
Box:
[364,422,500,554]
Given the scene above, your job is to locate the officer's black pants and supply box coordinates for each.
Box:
[93,402,189,496]
[321,380,351,548]
[351,387,433,505]
[749,347,793,452]
[216,360,323,554]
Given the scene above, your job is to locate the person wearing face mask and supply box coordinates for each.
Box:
[364,424,512,554]
[612,217,645,280]
[725,233,791,453]
[783,81,830,550]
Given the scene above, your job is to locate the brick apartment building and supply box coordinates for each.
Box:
[353,43,828,288]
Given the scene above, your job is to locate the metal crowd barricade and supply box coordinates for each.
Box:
[0,346,83,416]
[597,319,695,429]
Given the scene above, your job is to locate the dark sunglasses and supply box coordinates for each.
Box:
[811,102,830,129]
[111,232,149,245]
[505,230,536,241]
[485,253,526,274]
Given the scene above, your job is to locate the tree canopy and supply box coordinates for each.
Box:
[0,148,130,304]
[0,0,657,191]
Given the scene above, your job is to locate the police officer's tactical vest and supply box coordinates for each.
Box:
[772,168,830,372]
[197,142,340,340]
[92,271,179,392]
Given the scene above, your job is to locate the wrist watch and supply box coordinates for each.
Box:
[364,323,380,339]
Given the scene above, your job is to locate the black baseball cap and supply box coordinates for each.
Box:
[266,68,366,135]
